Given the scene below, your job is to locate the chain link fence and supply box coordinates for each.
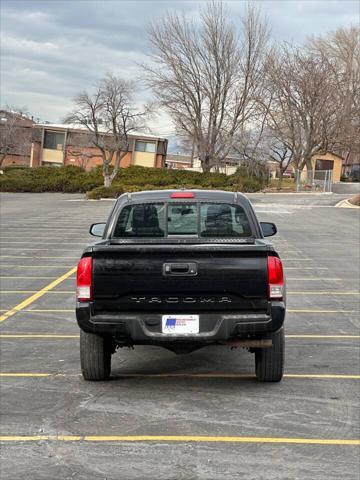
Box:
[295,170,333,193]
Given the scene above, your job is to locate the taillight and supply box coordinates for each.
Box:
[77,257,92,301]
[268,256,284,299]
[170,192,195,198]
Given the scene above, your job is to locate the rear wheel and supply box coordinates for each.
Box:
[80,330,112,381]
[255,328,284,382]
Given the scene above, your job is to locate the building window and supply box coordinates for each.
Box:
[135,140,156,153]
[43,131,65,150]
[315,159,334,171]
[41,161,62,167]
[315,159,334,180]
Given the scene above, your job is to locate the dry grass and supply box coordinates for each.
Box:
[266,178,296,192]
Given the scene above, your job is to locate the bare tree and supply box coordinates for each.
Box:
[0,108,32,167]
[144,2,270,172]
[263,26,359,178]
[65,74,150,187]
[231,128,268,178]
[231,87,273,176]
[264,44,348,175]
[308,26,360,156]
[66,149,92,170]
[232,115,293,189]
[266,136,293,190]
[65,132,100,170]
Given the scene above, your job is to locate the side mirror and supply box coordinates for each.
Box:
[90,223,106,237]
[260,222,277,237]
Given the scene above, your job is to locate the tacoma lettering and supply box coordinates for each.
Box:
[130,296,232,304]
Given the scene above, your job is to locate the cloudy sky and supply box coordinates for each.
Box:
[1,0,358,140]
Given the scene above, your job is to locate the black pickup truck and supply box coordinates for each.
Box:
[76,190,285,382]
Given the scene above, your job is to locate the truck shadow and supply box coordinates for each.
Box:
[108,344,258,381]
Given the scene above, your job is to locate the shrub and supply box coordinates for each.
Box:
[2,165,29,172]
[0,163,264,196]
[0,165,103,193]
[241,178,263,192]
[227,175,264,193]
[111,166,229,189]
[86,185,124,199]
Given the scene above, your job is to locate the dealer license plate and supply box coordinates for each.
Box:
[162,315,199,334]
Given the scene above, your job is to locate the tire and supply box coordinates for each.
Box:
[255,328,285,382]
[80,330,112,381]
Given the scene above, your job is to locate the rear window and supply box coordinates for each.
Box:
[114,203,165,237]
[168,203,197,235]
[113,202,252,238]
[200,203,251,237]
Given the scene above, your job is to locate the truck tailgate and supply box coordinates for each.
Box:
[91,244,269,313]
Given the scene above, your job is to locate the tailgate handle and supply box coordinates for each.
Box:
[163,263,197,276]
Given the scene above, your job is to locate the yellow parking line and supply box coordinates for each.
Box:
[0,267,76,323]
[5,308,359,314]
[0,334,358,340]
[286,278,342,281]
[16,309,74,312]
[0,291,73,294]
[288,291,359,295]
[0,288,360,296]
[0,228,85,231]
[0,276,61,279]
[281,258,312,261]
[285,374,360,379]
[0,236,85,239]
[0,291,39,294]
[286,335,360,339]
[0,241,85,245]
[288,309,359,313]
[0,435,358,446]
[0,373,52,377]
[1,308,357,314]
[2,228,85,233]
[0,248,80,251]
[0,265,74,268]
[277,251,307,254]
[1,373,359,379]
[0,334,79,338]
[119,373,360,380]
[285,267,329,270]
[0,256,78,259]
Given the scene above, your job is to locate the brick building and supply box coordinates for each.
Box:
[165,154,193,169]
[0,110,34,167]
[30,124,168,170]
[165,154,246,175]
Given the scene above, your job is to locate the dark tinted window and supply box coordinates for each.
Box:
[200,203,251,237]
[315,159,334,170]
[135,141,156,153]
[113,203,165,237]
[113,202,252,238]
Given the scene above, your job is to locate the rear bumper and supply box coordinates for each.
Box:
[76,303,285,344]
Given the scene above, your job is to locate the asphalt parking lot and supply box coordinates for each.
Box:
[0,191,359,480]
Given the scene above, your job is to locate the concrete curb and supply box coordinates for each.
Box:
[258,192,334,195]
[335,198,360,209]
